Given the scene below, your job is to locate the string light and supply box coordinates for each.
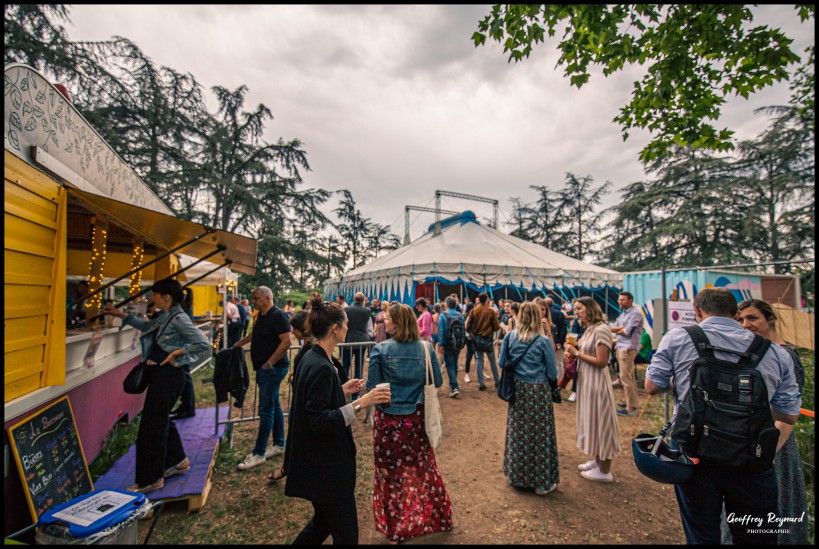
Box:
[129,242,144,296]
[87,222,108,312]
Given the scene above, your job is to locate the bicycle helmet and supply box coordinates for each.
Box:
[632,422,698,484]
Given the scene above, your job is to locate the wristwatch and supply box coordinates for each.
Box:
[354,403,362,413]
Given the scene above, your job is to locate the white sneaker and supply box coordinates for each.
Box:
[534,484,558,496]
[578,459,598,472]
[483,373,491,380]
[567,392,577,402]
[237,453,266,470]
[265,445,285,458]
[581,469,613,483]
[464,374,471,383]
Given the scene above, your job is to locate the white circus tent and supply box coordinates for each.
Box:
[324,211,622,308]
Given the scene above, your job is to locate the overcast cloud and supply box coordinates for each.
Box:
[65,5,814,240]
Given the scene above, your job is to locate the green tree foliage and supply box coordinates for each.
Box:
[603,180,664,271]
[473,4,814,162]
[333,190,401,271]
[508,175,610,261]
[5,4,345,297]
[367,222,402,259]
[71,37,206,211]
[507,186,565,252]
[604,104,814,276]
[734,105,814,273]
[4,5,75,78]
[334,190,372,269]
[559,173,612,261]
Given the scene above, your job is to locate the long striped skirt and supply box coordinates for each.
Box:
[503,379,560,491]
[372,405,453,543]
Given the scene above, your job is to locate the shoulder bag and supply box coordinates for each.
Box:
[123,311,183,394]
[496,335,539,404]
[422,341,443,449]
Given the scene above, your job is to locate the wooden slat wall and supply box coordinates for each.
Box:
[4,152,67,402]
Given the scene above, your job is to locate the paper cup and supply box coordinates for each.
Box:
[375,383,390,390]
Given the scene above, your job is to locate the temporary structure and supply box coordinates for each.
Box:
[324,211,622,308]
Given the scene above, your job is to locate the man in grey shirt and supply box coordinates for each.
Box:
[610,291,644,415]
[645,288,800,544]
[342,292,373,400]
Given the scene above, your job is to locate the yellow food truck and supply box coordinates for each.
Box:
[4,63,257,534]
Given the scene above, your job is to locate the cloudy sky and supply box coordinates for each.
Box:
[65,5,814,241]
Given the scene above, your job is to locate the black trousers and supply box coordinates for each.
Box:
[135,363,186,485]
[464,339,475,372]
[176,365,196,416]
[293,495,358,545]
[228,321,243,347]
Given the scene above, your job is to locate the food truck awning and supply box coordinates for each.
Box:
[67,188,257,275]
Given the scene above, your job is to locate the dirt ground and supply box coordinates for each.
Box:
[140,351,685,545]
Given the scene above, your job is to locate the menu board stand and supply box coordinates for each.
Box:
[7,396,94,520]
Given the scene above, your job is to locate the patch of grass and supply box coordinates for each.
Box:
[795,348,814,545]
[88,415,141,481]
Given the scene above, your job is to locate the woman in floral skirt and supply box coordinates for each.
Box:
[500,301,560,495]
[366,303,452,544]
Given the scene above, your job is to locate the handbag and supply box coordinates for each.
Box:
[123,361,149,394]
[122,311,183,394]
[472,333,495,353]
[496,335,539,404]
[422,341,443,449]
[558,356,578,389]
[548,377,562,403]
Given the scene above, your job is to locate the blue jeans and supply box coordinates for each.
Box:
[341,346,366,399]
[443,350,460,391]
[475,349,499,387]
[673,459,778,545]
[253,365,288,455]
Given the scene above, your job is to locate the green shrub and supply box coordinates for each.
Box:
[88,416,141,481]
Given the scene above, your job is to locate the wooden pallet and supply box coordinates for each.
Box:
[141,440,220,517]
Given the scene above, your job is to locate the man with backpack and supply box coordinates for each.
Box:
[466,293,502,392]
[438,296,466,398]
[645,288,801,545]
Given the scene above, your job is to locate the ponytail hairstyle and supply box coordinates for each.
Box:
[182,287,193,311]
[306,296,346,340]
[151,278,185,305]
[290,310,309,334]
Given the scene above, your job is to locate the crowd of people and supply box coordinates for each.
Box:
[106,284,806,545]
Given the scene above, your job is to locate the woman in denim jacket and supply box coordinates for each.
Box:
[104,278,209,493]
[366,303,453,544]
[499,301,560,495]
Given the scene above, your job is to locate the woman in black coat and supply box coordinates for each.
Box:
[281,297,390,545]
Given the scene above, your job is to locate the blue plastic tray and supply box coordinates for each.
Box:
[37,489,147,539]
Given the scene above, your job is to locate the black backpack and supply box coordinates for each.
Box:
[670,325,778,474]
[444,314,467,352]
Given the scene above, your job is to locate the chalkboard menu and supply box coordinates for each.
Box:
[7,396,94,520]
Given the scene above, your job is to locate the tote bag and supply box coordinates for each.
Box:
[422,341,443,449]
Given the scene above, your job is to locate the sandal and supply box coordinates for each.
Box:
[268,467,286,483]
[127,478,164,493]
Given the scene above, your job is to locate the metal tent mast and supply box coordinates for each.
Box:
[434,190,499,235]
[404,205,459,245]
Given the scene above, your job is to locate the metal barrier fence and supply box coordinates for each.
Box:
[214,341,376,445]
[190,321,214,374]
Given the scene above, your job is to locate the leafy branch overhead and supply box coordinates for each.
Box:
[474,4,815,163]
